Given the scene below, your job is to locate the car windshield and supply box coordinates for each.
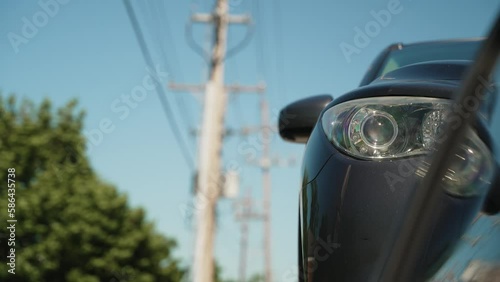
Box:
[378,40,483,76]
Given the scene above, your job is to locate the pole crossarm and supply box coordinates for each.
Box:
[169,82,266,94]
[192,13,252,25]
[235,212,266,221]
[245,155,296,169]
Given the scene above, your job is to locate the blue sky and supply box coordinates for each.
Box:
[2,0,500,280]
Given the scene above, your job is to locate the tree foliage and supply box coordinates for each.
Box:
[0,95,185,282]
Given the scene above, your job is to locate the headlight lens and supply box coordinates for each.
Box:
[322,97,452,159]
[443,136,492,197]
[321,97,494,196]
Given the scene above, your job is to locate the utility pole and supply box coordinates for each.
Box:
[235,192,251,282]
[239,213,249,282]
[169,2,261,281]
[191,1,228,281]
[260,98,273,282]
[237,99,295,282]
[234,190,266,282]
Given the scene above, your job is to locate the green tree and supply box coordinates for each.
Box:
[0,95,185,282]
[247,273,265,282]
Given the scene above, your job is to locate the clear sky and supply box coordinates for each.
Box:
[2,0,500,280]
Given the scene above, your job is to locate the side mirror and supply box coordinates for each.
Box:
[278,94,333,144]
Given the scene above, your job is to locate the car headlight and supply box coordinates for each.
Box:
[322,97,453,159]
[322,97,494,196]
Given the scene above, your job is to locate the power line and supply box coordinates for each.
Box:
[141,1,174,72]
[272,0,287,101]
[225,23,254,60]
[158,1,196,127]
[185,21,212,62]
[123,0,195,169]
[140,1,197,131]
[252,0,266,82]
[131,0,198,156]
[226,31,247,129]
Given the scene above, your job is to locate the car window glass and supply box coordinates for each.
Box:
[379,57,399,76]
[378,40,482,76]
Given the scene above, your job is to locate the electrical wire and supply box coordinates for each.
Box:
[141,0,196,131]
[123,0,195,169]
[185,21,211,62]
[185,2,254,62]
[141,2,174,73]
[226,25,247,130]
[272,0,287,101]
[158,0,198,147]
[252,0,266,83]
[159,1,196,127]
[136,0,199,159]
[225,23,255,60]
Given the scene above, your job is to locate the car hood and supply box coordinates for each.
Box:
[329,60,496,123]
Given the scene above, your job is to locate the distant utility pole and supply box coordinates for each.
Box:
[238,99,295,282]
[239,211,249,282]
[260,98,273,282]
[234,191,264,282]
[168,1,263,281]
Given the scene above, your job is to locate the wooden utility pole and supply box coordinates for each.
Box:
[260,99,273,282]
[191,1,229,281]
[237,193,251,282]
[239,218,249,282]
[234,190,266,282]
[180,2,258,281]
[238,99,295,282]
[125,0,266,281]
